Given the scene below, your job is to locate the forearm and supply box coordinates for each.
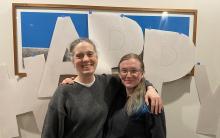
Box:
[144,79,163,114]
[144,80,156,92]
[145,79,153,87]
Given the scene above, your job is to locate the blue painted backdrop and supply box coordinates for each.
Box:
[21,12,88,48]
[21,12,190,48]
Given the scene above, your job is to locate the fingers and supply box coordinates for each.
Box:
[158,98,163,114]
[61,78,74,84]
[144,95,149,106]
[154,99,159,114]
[150,99,156,114]
[150,96,163,114]
[150,98,158,115]
[145,86,164,114]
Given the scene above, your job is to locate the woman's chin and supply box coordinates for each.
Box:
[124,84,135,89]
[81,71,95,76]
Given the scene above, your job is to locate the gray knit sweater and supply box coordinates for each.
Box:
[41,74,122,138]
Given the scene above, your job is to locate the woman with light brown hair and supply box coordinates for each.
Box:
[104,53,166,138]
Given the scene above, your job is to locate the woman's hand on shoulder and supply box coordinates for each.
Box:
[61,77,75,85]
[145,86,163,114]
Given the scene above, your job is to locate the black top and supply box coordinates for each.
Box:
[104,83,166,138]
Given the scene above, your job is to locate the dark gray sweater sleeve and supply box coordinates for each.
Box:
[145,79,153,88]
[41,86,67,138]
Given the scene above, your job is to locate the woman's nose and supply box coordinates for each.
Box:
[82,54,89,61]
[126,71,132,77]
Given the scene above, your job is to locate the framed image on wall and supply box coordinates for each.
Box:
[12,3,197,77]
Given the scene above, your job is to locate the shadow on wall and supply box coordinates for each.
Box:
[161,75,216,138]
[162,75,192,105]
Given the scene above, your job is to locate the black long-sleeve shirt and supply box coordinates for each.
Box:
[104,82,166,138]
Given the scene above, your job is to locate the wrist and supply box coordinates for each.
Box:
[147,86,154,90]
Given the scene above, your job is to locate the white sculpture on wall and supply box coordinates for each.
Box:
[89,13,144,74]
[0,55,49,138]
[38,17,78,98]
[1,14,219,138]
[194,65,220,136]
[144,29,195,94]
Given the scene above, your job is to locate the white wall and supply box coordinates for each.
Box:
[0,0,220,138]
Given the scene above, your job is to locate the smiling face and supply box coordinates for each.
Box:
[72,41,98,78]
[119,57,144,92]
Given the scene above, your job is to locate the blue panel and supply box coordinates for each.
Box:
[21,12,190,48]
[125,15,190,36]
[21,12,88,48]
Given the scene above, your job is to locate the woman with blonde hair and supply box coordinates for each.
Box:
[104,53,166,138]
